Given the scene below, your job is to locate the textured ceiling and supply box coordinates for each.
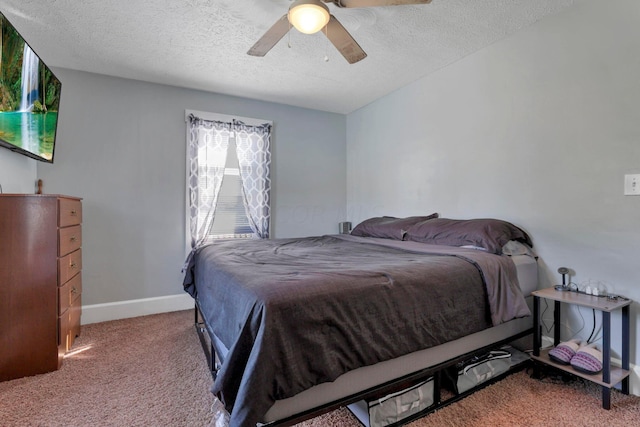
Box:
[2,0,578,114]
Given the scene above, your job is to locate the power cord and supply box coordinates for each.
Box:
[586,309,597,343]
[567,304,586,341]
[540,299,554,334]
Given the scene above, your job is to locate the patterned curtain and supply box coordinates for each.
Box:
[186,114,231,252]
[234,120,272,238]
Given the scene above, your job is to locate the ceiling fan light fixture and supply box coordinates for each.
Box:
[288,0,330,35]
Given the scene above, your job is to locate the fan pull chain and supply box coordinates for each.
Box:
[288,21,292,48]
[323,25,329,62]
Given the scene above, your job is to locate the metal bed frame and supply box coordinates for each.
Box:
[193,302,532,427]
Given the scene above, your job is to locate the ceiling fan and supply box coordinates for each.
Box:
[247,0,433,64]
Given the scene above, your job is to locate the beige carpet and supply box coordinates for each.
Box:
[0,310,214,427]
[1,310,638,426]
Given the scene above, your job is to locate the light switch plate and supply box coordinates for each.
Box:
[624,174,640,195]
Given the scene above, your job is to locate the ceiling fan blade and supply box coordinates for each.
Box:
[247,14,290,57]
[325,15,367,64]
[326,0,432,8]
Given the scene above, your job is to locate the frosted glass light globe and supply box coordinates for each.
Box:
[288,0,330,35]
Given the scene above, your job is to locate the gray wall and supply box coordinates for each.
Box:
[347,0,640,373]
[0,149,37,193]
[35,69,346,305]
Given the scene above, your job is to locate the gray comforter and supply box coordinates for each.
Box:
[183,235,530,427]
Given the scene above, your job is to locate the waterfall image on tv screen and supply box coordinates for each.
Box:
[0,12,61,163]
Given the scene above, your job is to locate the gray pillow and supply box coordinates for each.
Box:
[351,214,439,240]
[405,218,532,254]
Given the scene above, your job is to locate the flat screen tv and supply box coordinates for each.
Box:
[0,12,61,163]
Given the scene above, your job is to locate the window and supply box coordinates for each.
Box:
[185,110,272,254]
[200,138,253,239]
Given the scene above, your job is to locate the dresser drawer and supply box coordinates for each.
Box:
[59,225,82,257]
[70,299,81,344]
[58,249,82,285]
[59,273,82,315]
[59,198,82,227]
[58,297,81,351]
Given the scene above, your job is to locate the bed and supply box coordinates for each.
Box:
[182,216,537,427]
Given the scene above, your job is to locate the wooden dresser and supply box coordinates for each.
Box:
[0,194,83,381]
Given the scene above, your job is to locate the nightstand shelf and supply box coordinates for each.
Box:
[532,287,631,410]
[532,348,629,388]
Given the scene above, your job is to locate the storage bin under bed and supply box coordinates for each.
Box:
[347,345,530,427]
[347,377,436,427]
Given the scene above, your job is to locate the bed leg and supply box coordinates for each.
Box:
[433,371,442,405]
[210,342,219,380]
[194,303,220,380]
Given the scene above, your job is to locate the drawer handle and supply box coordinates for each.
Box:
[70,209,78,216]
[70,236,78,242]
[71,286,78,295]
[70,261,78,269]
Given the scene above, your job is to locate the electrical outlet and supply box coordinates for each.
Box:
[624,174,640,195]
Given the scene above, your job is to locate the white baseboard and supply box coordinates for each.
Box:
[632,364,640,397]
[611,356,640,397]
[81,294,194,324]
